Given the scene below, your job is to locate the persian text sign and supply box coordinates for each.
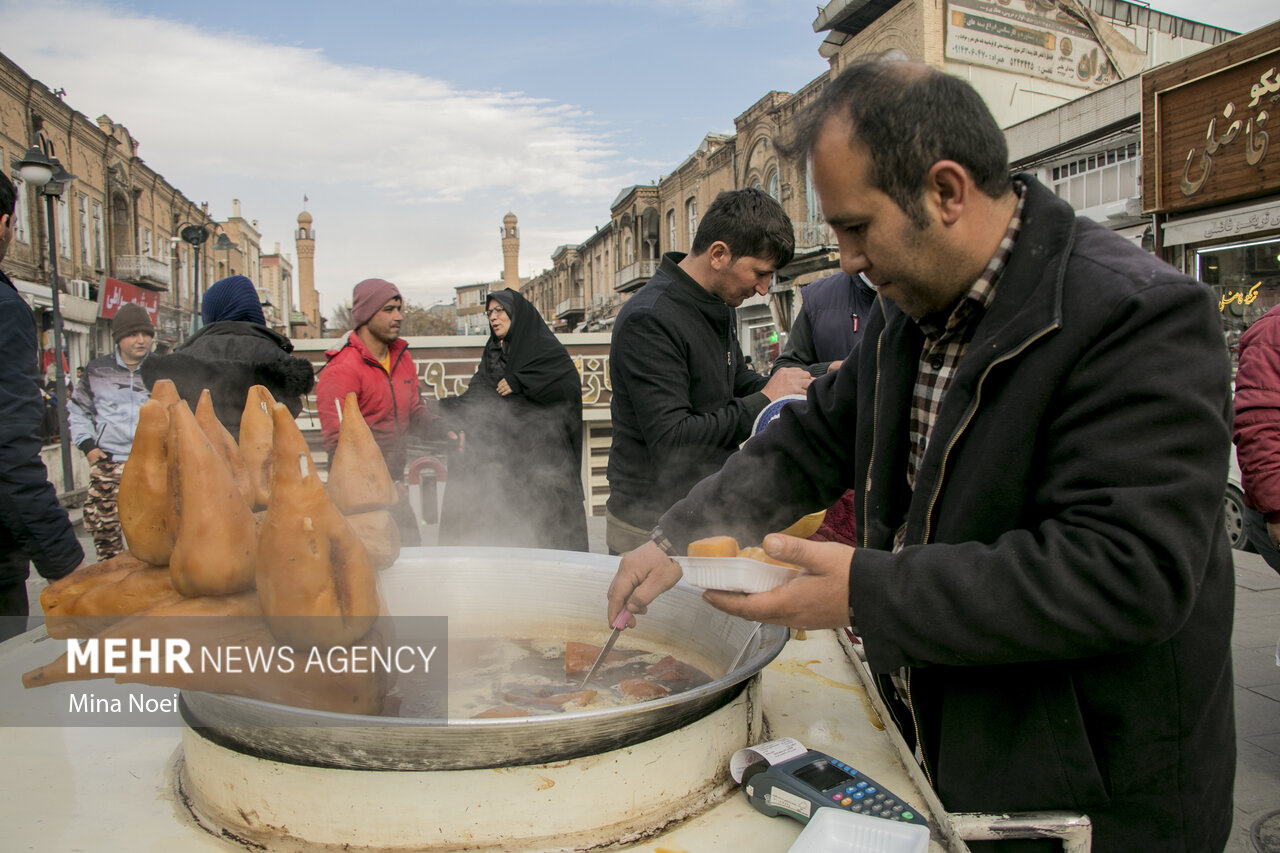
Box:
[945,0,1119,91]
[1153,52,1279,212]
[100,278,160,323]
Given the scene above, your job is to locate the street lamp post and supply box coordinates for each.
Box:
[18,144,77,495]
[179,222,210,335]
[214,231,235,280]
[178,223,234,335]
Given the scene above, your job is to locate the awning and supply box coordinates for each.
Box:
[1161,197,1280,247]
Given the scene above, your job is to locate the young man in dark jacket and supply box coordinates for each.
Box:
[608,58,1235,852]
[0,172,84,641]
[605,188,812,554]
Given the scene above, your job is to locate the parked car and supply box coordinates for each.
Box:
[1226,447,1250,551]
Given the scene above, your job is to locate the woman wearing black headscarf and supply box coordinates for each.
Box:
[437,289,588,551]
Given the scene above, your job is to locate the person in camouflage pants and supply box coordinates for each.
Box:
[83,459,127,559]
[68,303,154,562]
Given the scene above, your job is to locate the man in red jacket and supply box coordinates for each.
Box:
[1233,302,1280,571]
[315,278,441,545]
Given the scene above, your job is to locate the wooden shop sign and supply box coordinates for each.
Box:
[1143,21,1280,215]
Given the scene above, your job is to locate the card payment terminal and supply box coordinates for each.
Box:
[731,737,925,827]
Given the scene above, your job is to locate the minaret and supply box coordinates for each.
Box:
[501,212,520,290]
[295,209,318,337]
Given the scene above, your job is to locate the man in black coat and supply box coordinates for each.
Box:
[605,188,812,554]
[608,58,1235,851]
[0,172,84,641]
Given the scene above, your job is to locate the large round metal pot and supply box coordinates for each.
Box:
[181,547,787,771]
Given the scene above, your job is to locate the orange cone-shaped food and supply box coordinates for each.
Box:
[149,377,181,408]
[40,551,158,615]
[327,392,397,514]
[257,402,380,648]
[238,385,277,511]
[344,509,401,570]
[44,566,182,640]
[119,400,173,566]
[195,389,254,508]
[167,402,259,597]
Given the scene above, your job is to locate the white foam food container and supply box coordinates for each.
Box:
[787,808,930,853]
[673,556,803,593]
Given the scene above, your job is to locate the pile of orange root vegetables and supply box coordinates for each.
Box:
[21,382,403,715]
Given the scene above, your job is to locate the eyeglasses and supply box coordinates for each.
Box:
[485,307,507,318]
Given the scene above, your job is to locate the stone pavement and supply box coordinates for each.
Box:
[23,512,1280,851]
[1230,550,1280,852]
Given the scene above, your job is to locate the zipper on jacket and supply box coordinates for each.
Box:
[387,347,407,424]
[861,329,884,550]
[903,320,1060,789]
[921,322,1059,544]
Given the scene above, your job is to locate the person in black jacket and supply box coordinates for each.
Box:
[437,288,587,551]
[605,188,812,554]
[141,275,315,437]
[608,58,1235,852]
[0,172,84,641]
[771,270,877,377]
[770,270,879,546]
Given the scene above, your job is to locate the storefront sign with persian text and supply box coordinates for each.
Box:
[944,0,1118,90]
[1143,23,1280,214]
[99,278,160,323]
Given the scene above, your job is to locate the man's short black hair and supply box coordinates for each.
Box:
[691,187,795,269]
[780,56,1012,228]
[0,171,15,218]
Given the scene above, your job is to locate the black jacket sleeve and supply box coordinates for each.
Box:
[0,290,83,580]
[616,309,768,462]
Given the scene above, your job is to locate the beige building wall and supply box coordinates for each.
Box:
[454,280,494,335]
[818,0,1234,129]
[0,49,216,358]
[259,246,294,334]
[218,198,260,285]
[484,1,1233,343]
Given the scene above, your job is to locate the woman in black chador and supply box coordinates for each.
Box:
[437,289,588,551]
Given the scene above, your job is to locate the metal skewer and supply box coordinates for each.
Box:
[581,609,630,688]
[725,622,762,677]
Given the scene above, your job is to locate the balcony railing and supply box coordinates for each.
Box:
[795,220,834,250]
[556,296,585,319]
[615,259,657,292]
[114,255,171,289]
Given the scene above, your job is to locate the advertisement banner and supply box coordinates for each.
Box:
[945,0,1120,91]
[99,278,160,323]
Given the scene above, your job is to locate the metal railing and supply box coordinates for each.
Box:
[795,221,834,249]
[556,296,585,317]
[114,255,171,288]
[615,259,657,291]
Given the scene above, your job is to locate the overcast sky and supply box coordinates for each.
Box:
[4,0,1277,317]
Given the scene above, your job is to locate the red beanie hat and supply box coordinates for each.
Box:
[350,278,402,329]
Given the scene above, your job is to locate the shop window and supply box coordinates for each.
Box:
[78,194,89,265]
[13,179,30,244]
[57,194,70,258]
[1199,236,1280,368]
[1051,142,1140,211]
[92,201,103,269]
